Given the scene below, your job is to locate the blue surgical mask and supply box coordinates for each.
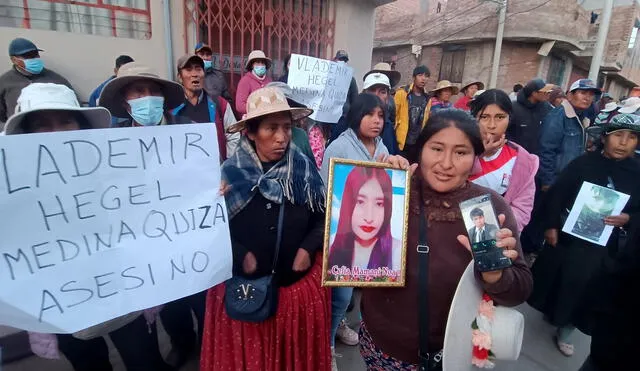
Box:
[24,58,44,74]
[254,65,267,77]
[127,96,165,126]
[203,60,212,70]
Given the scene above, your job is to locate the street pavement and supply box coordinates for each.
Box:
[5,301,590,371]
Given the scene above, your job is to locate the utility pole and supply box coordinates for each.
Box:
[588,0,614,82]
[489,0,507,89]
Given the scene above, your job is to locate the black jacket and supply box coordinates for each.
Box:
[507,90,553,155]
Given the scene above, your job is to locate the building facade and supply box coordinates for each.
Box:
[0,0,390,103]
[374,0,640,99]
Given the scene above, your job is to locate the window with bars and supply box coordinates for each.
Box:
[0,0,151,39]
[439,47,465,83]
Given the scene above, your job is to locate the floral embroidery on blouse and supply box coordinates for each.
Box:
[308,125,326,169]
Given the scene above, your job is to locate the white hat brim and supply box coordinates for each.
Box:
[442,262,525,370]
[4,106,111,135]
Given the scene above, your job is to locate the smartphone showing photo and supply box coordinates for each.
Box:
[459,194,512,272]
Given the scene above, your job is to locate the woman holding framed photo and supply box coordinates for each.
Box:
[360,109,532,370]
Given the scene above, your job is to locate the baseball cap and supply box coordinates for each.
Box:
[569,79,602,97]
[335,50,349,61]
[195,42,212,53]
[9,38,42,56]
[177,54,204,71]
[363,73,391,90]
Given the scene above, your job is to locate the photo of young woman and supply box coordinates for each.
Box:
[323,161,409,286]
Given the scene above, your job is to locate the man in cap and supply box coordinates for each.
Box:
[539,78,602,190]
[88,55,134,127]
[394,65,431,162]
[172,54,239,160]
[506,78,554,154]
[0,38,74,128]
[334,50,359,117]
[364,62,401,125]
[194,42,232,102]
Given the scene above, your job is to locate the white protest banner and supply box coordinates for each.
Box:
[0,124,232,333]
[288,54,353,123]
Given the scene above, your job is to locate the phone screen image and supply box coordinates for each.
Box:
[459,194,512,272]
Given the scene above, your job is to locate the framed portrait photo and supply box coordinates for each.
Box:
[321,158,410,287]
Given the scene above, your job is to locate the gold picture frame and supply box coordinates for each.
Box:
[321,158,411,287]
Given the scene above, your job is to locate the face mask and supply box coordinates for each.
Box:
[203,60,212,70]
[127,96,165,126]
[24,58,44,74]
[254,65,267,77]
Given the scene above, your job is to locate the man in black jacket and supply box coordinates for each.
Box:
[506,78,554,154]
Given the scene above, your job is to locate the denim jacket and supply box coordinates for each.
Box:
[538,100,590,187]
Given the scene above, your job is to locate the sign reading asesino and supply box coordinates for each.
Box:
[0,124,232,333]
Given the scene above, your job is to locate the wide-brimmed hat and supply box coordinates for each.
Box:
[602,101,619,113]
[245,50,272,71]
[5,83,110,135]
[266,81,308,108]
[227,87,313,134]
[618,97,640,114]
[98,62,184,118]
[364,62,401,88]
[443,262,525,370]
[431,80,460,95]
[461,80,485,93]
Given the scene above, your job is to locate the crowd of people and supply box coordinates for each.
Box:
[0,36,638,371]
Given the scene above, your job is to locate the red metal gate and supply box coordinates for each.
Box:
[183,0,336,94]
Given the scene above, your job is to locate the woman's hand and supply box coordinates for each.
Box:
[219,180,231,196]
[604,213,630,228]
[376,154,418,176]
[456,214,518,284]
[482,134,506,157]
[544,229,558,247]
[243,252,257,274]
[292,248,311,272]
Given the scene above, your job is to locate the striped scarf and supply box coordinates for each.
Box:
[222,136,326,219]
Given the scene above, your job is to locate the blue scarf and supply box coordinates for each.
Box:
[222,136,326,218]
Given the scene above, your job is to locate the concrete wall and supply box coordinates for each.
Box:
[0,0,186,103]
[334,0,379,89]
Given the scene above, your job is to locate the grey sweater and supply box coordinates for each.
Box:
[320,128,389,183]
[0,66,74,128]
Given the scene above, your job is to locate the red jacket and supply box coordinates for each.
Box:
[235,72,272,116]
[453,95,472,111]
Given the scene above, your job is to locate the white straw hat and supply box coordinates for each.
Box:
[443,262,525,370]
[618,97,640,114]
[5,83,110,135]
[363,72,391,90]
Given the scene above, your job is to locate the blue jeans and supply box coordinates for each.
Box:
[331,287,353,346]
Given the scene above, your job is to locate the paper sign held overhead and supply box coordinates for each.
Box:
[0,124,232,333]
[288,54,354,123]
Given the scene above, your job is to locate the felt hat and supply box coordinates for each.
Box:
[460,80,485,93]
[5,83,110,135]
[431,80,460,95]
[245,50,272,71]
[443,262,525,370]
[364,62,401,88]
[618,97,640,114]
[227,87,313,134]
[98,62,184,118]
